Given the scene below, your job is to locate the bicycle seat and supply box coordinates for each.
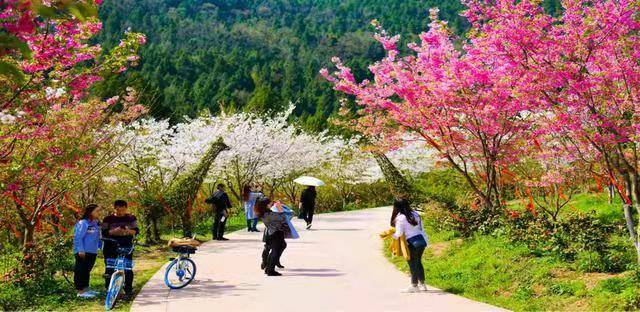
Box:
[172,246,197,254]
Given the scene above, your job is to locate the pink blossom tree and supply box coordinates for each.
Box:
[462,0,640,261]
[0,0,146,252]
[323,9,537,212]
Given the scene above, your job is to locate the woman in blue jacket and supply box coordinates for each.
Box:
[73,204,102,298]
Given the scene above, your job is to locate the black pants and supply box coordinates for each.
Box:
[212,212,226,239]
[104,253,134,295]
[407,244,426,285]
[302,205,315,224]
[74,253,97,291]
[262,231,286,272]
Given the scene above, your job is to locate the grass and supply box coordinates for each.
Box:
[384,192,640,311]
[507,192,623,223]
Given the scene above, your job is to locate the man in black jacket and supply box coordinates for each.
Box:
[206,183,232,240]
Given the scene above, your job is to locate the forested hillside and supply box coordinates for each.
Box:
[96,0,470,130]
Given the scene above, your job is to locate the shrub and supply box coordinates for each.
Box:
[506,211,614,269]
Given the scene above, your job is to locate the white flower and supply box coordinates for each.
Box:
[0,111,17,125]
[45,87,66,100]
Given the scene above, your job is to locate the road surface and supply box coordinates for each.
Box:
[132,207,505,312]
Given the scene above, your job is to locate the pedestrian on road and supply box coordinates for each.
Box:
[102,200,139,300]
[242,185,261,232]
[256,197,288,276]
[391,198,429,293]
[206,183,232,241]
[73,203,102,299]
[299,185,317,230]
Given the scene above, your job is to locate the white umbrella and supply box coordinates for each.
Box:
[293,176,325,187]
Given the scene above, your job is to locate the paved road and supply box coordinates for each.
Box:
[132,207,505,312]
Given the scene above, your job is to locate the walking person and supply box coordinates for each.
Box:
[206,183,232,240]
[73,204,102,298]
[255,197,288,276]
[299,185,317,230]
[391,198,429,293]
[102,200,139,300]
[242,185,261,232]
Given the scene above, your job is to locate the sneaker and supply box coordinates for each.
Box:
[276,263,284,269]
[266,271,282,276]
[418,284,428,292]
[402,285,419,293]
[306,223,312,230]
[77,292,96,299]
[86,290,100,296]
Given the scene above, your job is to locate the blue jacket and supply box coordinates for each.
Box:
[73,219,102,254]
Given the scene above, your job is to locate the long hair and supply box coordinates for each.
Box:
[254,197,271,218]
[242,185,251,201]
[81,204,99,221]
[390,198,418,227]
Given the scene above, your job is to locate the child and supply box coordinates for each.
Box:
[73,204,102,298]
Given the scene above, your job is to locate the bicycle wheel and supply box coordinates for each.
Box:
[105,272,124,310]
[164,258,197,289]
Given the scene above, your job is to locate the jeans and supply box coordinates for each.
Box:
[212,212,226,239]
[262,231,286,272]
[407,244,425,285]
[74,253,97,291]
[247,218,258,231]
[104,253,134,295]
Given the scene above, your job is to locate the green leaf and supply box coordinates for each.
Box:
[0,61,25,84]
[34,4,59,19]
[66,3,98,21]
[0,33,32,59]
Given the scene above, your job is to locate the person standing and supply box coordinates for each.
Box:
[391,198,429,293]
[73,204,102,298]
[299,185,317,229]
[242,185,261,232]
[206,183,232,240]
[102,200,139,300]
[255,197,288,276]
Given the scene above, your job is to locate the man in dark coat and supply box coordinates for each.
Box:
[205,183,232,240]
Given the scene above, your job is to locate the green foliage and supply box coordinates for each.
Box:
[415,169,471,209]
[94,0,470,129]
[315,180,393,213]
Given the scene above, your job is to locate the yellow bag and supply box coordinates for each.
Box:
[379,228,411,260]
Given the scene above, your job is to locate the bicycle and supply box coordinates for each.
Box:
[164,245,197,289]
[102,238,135,310]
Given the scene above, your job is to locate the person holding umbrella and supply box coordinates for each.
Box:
[294,176,322,230]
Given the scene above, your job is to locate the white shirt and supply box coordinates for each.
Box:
[393,212,428,242]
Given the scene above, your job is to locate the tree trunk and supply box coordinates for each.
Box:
[371,152,421,203]
[152,217,161,242]
[622,172,640,263]
[23,223,35,249]
[181,212,193,238]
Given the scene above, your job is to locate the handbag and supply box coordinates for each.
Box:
[407,234,427,249]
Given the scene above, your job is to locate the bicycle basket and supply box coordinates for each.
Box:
[106,258,134,270]
[171,246,197,254]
